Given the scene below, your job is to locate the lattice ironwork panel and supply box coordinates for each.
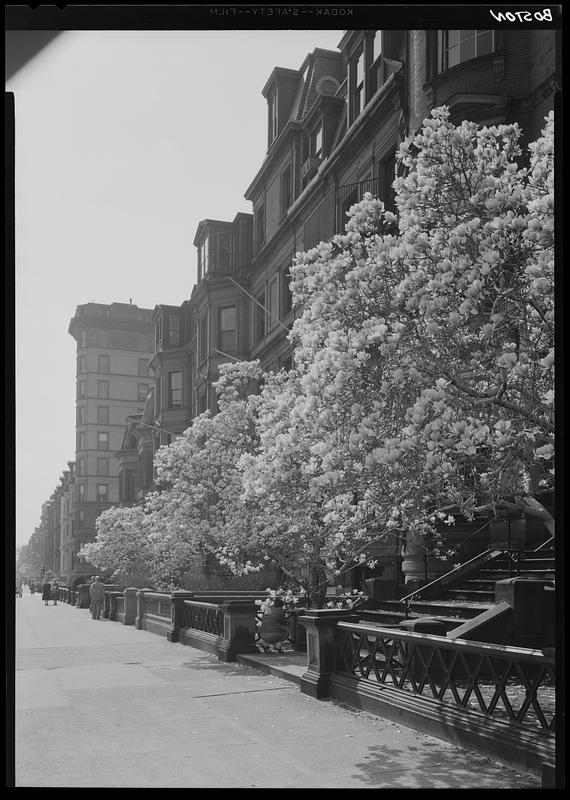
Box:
[335,627,555,733]
[184,604,224,636]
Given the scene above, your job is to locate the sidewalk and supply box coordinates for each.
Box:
[13,587,541,788]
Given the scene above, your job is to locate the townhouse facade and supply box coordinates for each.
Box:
[127,26,558,453]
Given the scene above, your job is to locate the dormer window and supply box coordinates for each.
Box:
[197,231,232,278]
[350,47,365,123]
[348,31,391,125]
[312,123,323,159]
[198,238,209,281]
[268,92,278,145]
[168,314,179,346]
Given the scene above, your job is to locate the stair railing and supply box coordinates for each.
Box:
[534,535,555,552]
[399,547,524,619]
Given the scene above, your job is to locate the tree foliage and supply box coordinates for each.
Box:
[81,108,554,601]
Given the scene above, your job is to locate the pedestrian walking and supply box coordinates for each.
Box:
[42,581,51,606]
[89,576,105,620]
[51,579,59,605]
[17,579,23,597]
[30,582,35,595]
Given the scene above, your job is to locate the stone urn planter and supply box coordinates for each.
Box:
[401,536,448,590]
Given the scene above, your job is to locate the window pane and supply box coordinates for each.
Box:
[218,232,232,271]
[459,35,475,63]
[477,30,493,56]
[371,30,381,62]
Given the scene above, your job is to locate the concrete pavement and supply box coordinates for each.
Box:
[13,586,541,788]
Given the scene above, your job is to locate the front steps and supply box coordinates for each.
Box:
[361,547,555,637]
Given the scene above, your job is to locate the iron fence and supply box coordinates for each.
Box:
[183,601,224,636]
[335,622,555,733]
[144,593,172,620]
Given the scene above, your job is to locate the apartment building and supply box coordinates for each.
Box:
[67,301,154,584]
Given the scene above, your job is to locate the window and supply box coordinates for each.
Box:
[77,405,86,426]
[77,509,85,526]
[77,431,86,451]
[80,331,87,348]
[78,484,85,502]
[267,277,279,330]
[97,380,109,399]
[97,458,109,477]
[255,290,266,341]
[169,315,180,346]
[198,315,208,362]
[376,152,397,214]
[218,307,236,353]
[282,269,293,315]
[138,357,149,377]
[168,371,183,408]
[218,231,232,272]
[197,388,208,415]
[255,204,265,249]
[78,355,86,374]
[77,457,85,477]
[123,469,136,502]
[78,381,86,399]
[97,484,108,503]
[97,406,109,425]
[138,383,149,402]
[438,30,496,73]
[281,165,292,218]
[198,237,209,279]
[268,92,278,144]
[97,432,109,451]
[98,354,109,373]
[311,124,323,159]
[366,30,383,100]
[350,47,365,123]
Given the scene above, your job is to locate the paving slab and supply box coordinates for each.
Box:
[12,587,542,788]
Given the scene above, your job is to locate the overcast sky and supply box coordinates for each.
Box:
[8,28,344,548]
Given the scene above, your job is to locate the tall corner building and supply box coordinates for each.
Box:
[67,301,154,584]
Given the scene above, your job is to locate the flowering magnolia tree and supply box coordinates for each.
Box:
[243,108,554,593]
[78,505,155,587]
[142,360,265,588]
[81,108,554,603]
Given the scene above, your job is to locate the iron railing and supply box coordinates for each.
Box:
[335,622,555,733]
[183,601,224,637]
[399,548,523,618]
[335,176,395,233]
[143,593,172,620]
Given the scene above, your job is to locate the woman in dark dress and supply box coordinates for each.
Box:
[42,581,51,606]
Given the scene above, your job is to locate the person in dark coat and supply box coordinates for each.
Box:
[89,576,106,620]
[51,579,59,605]
[259,597,290,653]
[42,581,51,605]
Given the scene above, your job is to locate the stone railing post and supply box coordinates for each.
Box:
[167,591,195,642]
[495,577,551,648]
[217,601,259,662]
[122,587,138,625]
[77,584,91,609]
[135,589,153,630]
[102,585,120,619]
[108,591,123,622]
[299,610,359,699]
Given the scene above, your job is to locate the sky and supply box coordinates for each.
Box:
[8,28,345,548]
